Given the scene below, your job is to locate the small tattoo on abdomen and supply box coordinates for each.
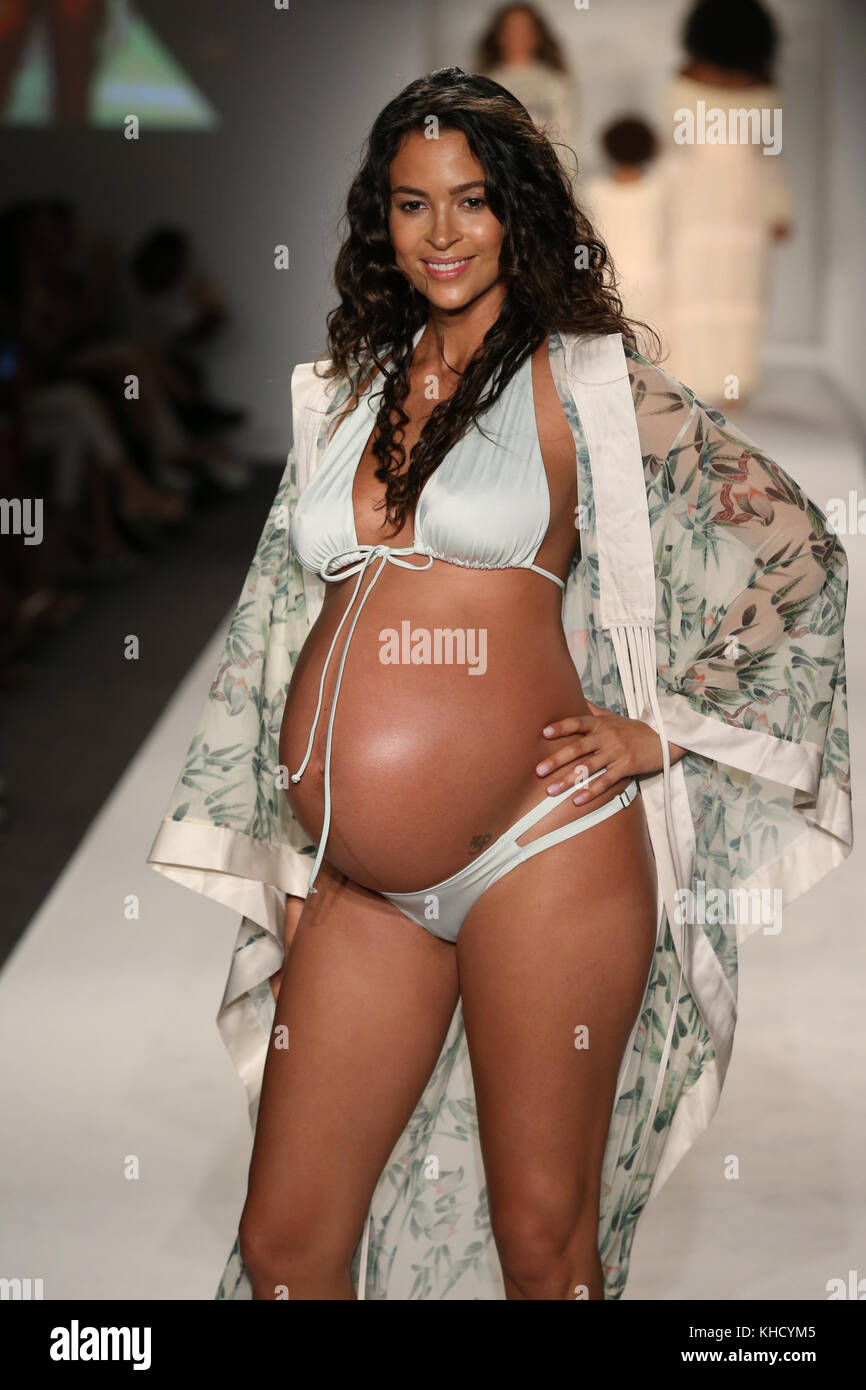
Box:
[468,832,493,856]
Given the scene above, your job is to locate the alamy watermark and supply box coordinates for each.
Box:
[0,497,43,545]
[675,882,783,935]
[49,1320,151,1369]
[378,621,487,674]
[673,101,782,155]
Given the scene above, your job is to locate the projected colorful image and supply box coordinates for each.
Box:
[0,0,218,127]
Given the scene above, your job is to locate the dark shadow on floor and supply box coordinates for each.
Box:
[0,464,283,967]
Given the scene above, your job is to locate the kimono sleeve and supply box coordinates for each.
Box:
[146,443,317,936]
[628,349,852,912]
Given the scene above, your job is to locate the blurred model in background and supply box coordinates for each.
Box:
[584,117,667,355]
[662,0,792,406]
[476,3,577,173]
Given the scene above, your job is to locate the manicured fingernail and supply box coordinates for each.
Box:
[546,782,561,795]
[573,792,587,804]
[542,725,555,736]
[536,760,550,774]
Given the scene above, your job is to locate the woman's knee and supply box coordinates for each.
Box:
[491,1192,600,1298]
[238,1202,353,1294]
[234,1195,364,1278]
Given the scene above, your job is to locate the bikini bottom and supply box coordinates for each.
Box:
[379,767,639,944]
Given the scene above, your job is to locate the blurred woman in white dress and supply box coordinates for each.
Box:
[662,0,792,406]
[476,3,577,175]
[584,117,667,356]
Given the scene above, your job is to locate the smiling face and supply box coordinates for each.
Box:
[388,127,506,317]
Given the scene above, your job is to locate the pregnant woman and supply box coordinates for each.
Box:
[260,84,664,1302]
[148,68,852,1301]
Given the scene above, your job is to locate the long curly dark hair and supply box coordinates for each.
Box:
[320,66,659,535]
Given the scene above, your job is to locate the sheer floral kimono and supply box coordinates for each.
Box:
[146,328,851,1300]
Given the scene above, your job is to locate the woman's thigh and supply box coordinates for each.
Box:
[455,794,658,1265]
[242,856,460,1263]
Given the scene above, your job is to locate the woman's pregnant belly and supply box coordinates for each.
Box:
[279,559,620,893]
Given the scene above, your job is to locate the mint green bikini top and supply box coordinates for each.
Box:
[289,349,566,591]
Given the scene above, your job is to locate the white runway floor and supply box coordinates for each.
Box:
[1,367,863,1301]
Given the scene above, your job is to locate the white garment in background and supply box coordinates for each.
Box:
[583,169,668,342]
[486,59,577,168]
[661,73,792,403]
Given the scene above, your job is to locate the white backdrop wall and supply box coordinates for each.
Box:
[823,0,866,430]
